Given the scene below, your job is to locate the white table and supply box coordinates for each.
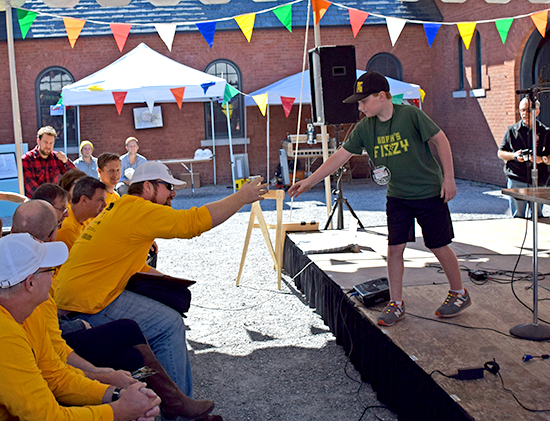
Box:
[158,157,213,195]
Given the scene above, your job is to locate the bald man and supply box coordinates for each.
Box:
[498,98,550,218]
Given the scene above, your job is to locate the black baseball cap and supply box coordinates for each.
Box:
[343,71,390,103]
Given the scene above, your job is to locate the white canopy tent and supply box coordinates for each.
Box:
[61,42,232,186]
[245,69,424,181]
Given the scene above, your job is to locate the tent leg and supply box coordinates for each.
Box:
[226,103,236,193]
[210,99,217,185]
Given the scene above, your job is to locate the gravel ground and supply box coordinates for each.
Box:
[154,178,512,421]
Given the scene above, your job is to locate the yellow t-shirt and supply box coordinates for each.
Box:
[37,295,76,366]
[0,305,112,421]
[56,207,85,252]
[55,194,212,314]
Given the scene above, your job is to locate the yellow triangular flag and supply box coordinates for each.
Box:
[253,94,268,116]
[235,13,255,42]
[63,17,86,48]
[457,22,476,50]
[420,89,426,103]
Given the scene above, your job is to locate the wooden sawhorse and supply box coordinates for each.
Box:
[236,189,285,289]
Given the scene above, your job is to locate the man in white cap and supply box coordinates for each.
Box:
[55,161,266,408]
[0,232,161,420]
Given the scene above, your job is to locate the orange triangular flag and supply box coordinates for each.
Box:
[63,17,85,48]
[110,23,132,53]
[112,92,127,115]
[170,87,185,109]
[531,11,548,38]
[312,0,331,26]
[280,96,295,118]
[349,8,368,38]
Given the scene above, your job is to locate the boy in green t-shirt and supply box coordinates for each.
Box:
[288,71,470,326]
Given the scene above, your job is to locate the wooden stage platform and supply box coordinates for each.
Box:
[283,218,550,421]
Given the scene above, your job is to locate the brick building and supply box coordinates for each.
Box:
[0,0,549,186]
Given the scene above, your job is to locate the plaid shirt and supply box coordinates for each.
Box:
[22,145,75,197]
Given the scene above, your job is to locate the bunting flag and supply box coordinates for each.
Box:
[16,9,37,39]
[222,84,240,105]
[280,96,295,118]
[112,91,127,115]
[423,23,441,47]
[201,81,216,94]
[495,18,514,44]
[109,23,131,52]
[391,93,404,105]
[253,94,268,116]
[155,23,177,51]
[349,8,368,38]
[143,89,157,113]
[196,21,216,48]
[63,17,85,48]
[312,0,331,26]
[457,22,477,50]
[273,4,292,32]
[531,10,548,37]
[386,17,406,47]
[87,85,104,91]
[235,13,255,42]
[170,87,185,109]
[420,89,426,103]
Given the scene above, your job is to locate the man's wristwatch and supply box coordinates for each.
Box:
[543,156,549,165]
[111,387,122,402]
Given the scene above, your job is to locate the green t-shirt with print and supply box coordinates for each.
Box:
[343,104,443,199]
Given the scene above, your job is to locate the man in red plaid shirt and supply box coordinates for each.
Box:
[22,126,75,197]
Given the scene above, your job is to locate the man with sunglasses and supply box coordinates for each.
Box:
[55,161,266,417]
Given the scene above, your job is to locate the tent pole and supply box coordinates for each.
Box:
[226,102,236,193]
[77,105,81,146]
[210,99,217,185]
[313,12,333,223]
[266,104,270,184]
[63,105,67,154]
[6,0,25,196]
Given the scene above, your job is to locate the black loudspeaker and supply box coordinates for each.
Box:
[308,45,359,126]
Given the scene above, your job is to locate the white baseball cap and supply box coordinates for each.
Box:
[0,233,68,288]
[129,161,186,190]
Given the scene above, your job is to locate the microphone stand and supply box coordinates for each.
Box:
[510,85,550,340]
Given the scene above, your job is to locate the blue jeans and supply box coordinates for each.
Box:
[76,290,193,397]
[507,178,544,218]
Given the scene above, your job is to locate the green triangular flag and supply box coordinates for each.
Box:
[495,18,513,44]
[391,93,404,105]
[16,9,37,40]
[222,84,240,105]
[56,93,63,105]
[273,4,292,32]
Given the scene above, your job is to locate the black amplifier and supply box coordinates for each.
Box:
[353,277,390,307]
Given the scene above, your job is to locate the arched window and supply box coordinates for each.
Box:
[457,32,482,91]
[35,67,77,150]
[204,60,244,139]
[366,53,402,81]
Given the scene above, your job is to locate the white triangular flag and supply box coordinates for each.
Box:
[143,90,157,113]
[386,17,406,46]
[154,23,177,51]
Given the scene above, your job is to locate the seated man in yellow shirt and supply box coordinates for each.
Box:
[56,161,267,406]
[57,176,107,251]
[0,232,160,421]
[97,153,122,207]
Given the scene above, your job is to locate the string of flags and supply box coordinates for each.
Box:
[20,0,550,115]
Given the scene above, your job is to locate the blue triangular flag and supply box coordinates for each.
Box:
[423,23,441,48]
[201,82,216,95]
[196,21,216,49]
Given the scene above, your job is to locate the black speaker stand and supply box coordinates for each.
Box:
[324,166,364,230]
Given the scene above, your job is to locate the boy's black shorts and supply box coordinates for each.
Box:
[386,195,454,249]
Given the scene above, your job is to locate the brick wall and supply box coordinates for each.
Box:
[0,0,547,187]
